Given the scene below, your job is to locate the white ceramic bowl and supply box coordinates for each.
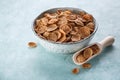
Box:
[32,7,98,54]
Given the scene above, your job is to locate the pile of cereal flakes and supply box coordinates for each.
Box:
[34,9,95,43]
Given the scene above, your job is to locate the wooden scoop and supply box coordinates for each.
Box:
[73,36,115,65]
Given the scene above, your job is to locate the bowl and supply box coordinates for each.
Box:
[32,7,98,54]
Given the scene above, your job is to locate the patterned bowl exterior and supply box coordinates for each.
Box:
[32,7,98,54]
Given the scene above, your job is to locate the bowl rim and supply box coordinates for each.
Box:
[32,7,98,45]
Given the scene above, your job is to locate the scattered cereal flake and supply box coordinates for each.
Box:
[28,42,37,48]
[72,68,80,74]
[83,48,93,59]
[82,63,91,69]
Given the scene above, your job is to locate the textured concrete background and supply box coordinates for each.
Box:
[0,0,120,80]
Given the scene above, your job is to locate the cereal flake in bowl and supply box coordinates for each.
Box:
[32,7,98,54]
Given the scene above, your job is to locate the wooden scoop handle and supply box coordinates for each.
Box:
[99,36,115,48]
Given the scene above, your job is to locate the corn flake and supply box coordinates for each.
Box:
[76,54,86,63]
[47,24,58,31]
[83,48,93,59]
[28,42,37,48]
[82,63,91,69]
[79,27,91,38]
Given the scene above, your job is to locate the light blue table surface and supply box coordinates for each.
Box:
[0,0,120,80]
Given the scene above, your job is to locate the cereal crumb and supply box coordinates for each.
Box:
[28,42,37,48]
[82,63,91,69]
[72,68,80,74]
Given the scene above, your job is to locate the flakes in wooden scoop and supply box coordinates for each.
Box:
[76,54,86,63]
[83,48,93,59]
[76,44,100,64]
[90,44,100,54]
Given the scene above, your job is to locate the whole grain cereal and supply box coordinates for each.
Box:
[34,10,95,43]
